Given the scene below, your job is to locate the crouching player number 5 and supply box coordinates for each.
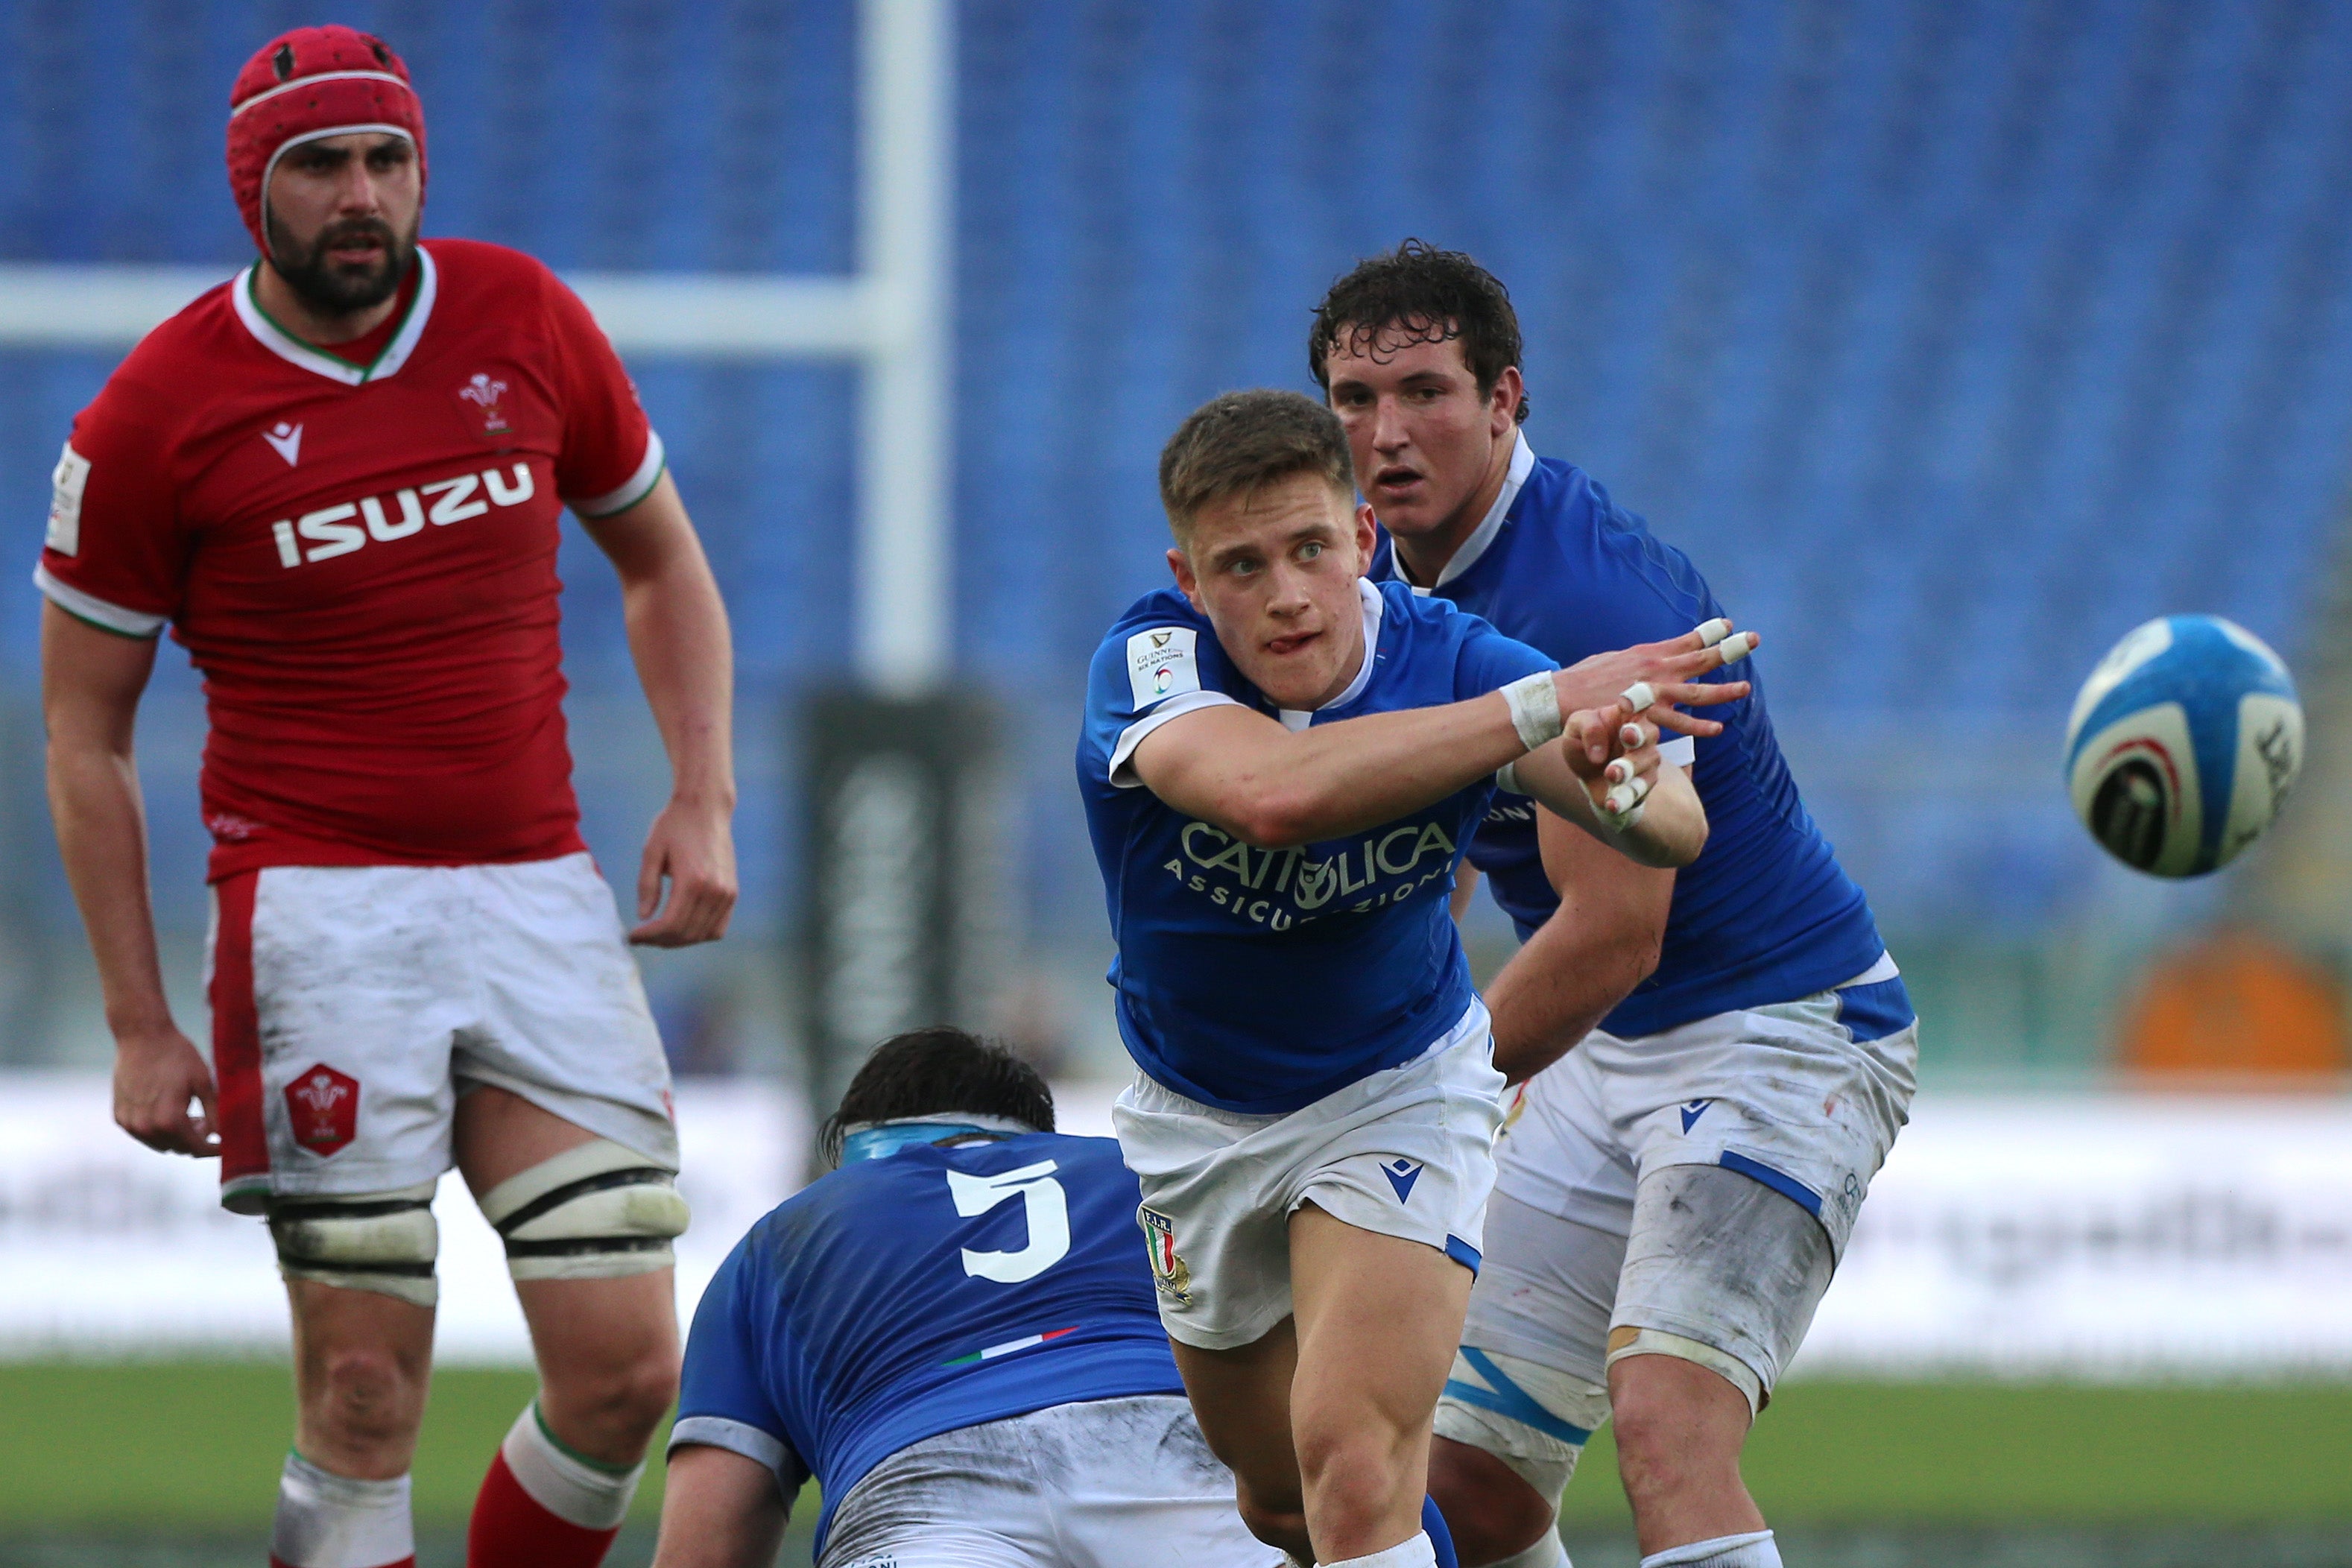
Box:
[1076,391,1751,1568]
[654,1028,1286,1568]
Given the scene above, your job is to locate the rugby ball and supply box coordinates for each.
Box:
[2064,615,2304,877]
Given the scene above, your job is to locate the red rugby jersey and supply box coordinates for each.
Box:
[36,238,664,879]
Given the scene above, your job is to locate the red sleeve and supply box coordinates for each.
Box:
[543,271,664,517]
[34,375,189,637]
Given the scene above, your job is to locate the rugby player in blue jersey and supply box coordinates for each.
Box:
[651,1026,1285,1567]
[1311,244,1919,1568]
[1078,391,1752,1568]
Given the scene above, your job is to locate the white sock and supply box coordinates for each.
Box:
[1488,1531,1570,1568]
[1640,1530,1780,1568]
[271,1451,413,1568]
[499,1402,643,1529]
[1321,1534,1439,1568]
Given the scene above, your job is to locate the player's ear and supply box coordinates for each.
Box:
[1166,545,1204,612]
[1353,500,1378,562]
[1489,364,1523,437]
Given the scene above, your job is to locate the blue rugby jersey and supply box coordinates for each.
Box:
[671,1133,1183,1558]
[1078,578,1554,1113]
[1372,435,1893,1038]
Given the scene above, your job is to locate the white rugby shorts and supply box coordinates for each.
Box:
[1111,1001,1506,1350]
[1493,959,1918,1258]
[818,1396,1283,1568]
[209,852,678,1213]
[1448,961,1916,1430]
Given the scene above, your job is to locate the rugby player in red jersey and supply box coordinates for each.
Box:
[38,28,735,1568]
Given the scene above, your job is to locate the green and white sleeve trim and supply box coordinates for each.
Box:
[34,564,165,637]
[569,431,667,519]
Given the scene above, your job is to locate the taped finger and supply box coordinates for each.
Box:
[1604,772,1654,819]
[1693,618,1732,647]
[1716,630,1757,665]
[1619,680,1657,713]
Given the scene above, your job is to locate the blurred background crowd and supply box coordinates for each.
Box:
[1,2,2348,1563]
[6,0,2352,1086]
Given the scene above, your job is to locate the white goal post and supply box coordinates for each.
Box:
[0,0,954,695]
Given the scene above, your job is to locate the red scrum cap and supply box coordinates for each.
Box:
[226,25,426,258]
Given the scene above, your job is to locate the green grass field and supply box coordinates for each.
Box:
[1,1363,2346,1559]
[0,1363,578,1529]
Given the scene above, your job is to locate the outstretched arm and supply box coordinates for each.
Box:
[1132,693,1531,848]
[42,602,216,1156]
[1130,625,1747,850]
[580,472,739,946]
[650,1446,789,1568]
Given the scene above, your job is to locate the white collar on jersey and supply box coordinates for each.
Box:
[232,244,438,388]
[1388,430,1537,595]
[1277,577,1385,732]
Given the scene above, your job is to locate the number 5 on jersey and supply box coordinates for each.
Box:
[946,1160,1070,1283]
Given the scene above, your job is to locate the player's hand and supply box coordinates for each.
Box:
[1552,619,1757,742]
[113,1024,220,1157]
[632,796,739,947]
[1558,711,1666,825]
[1559,709,1660,780]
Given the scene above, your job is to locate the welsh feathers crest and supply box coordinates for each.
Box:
[290,1069,350,1115]
[285,1062,360,1156]
[457,372,513,437]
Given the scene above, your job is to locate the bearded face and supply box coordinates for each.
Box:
[260,132,423,317]
[265,205,418,314]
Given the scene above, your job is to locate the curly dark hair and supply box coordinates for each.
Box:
[817,1026,1054,1165]
[1308,239,1529,423]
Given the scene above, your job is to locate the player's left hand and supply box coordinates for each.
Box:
[632,797,738,946]
[1559,709,1664,823]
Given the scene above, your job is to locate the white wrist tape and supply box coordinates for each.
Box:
[1501,671,1564,751]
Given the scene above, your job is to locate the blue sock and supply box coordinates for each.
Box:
[1422,1494,1459,1568]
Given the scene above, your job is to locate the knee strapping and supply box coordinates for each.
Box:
[1605,1326,1765,1417]
[478,1139,688,1282]
[268,1183,440,1307]
[1433,1346,1609,1505]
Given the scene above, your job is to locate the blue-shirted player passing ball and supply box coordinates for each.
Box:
[1312,244,1920,1568]
[1078,391,1754,1568]
[651,1028,1282,1567]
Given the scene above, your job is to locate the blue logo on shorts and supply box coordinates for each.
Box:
[1382,1159,1423,1202]
[1679,1099,1711,1133]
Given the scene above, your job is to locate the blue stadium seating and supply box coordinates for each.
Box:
[4,0,2351,949]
